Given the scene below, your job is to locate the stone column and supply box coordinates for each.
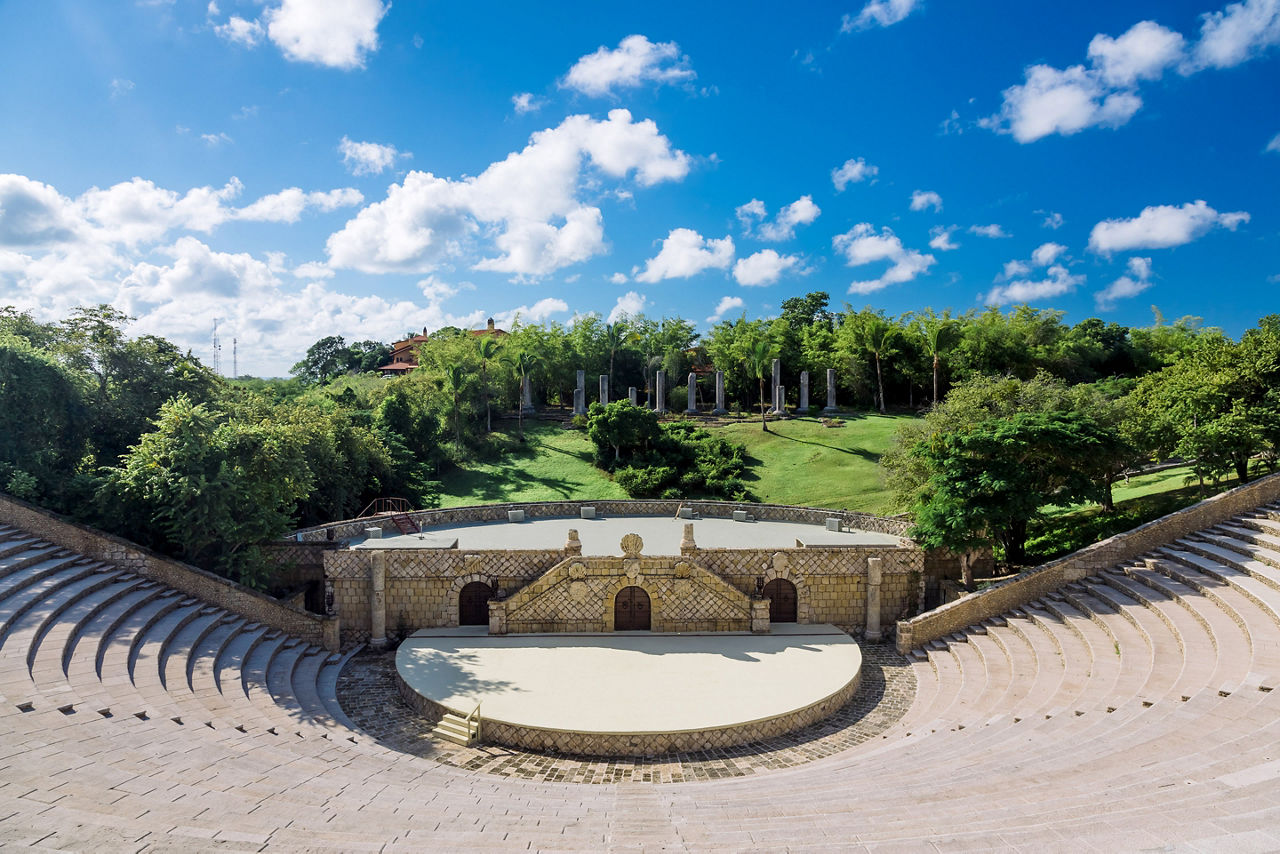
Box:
[771,358,783,414]
[628,386,638,406]
[800,371,809,412]
[751,599,771,634]
[865,556,883,641]
[655,370,667,413]
[564,528,582,557]
[712,370,727,415]
[776,385,786,417]
[369,551,387,649]
[685,373,698,414]
[574,370,587,415]
[599,374,609,406]
[521,375,535,414]
[680,523,697,556]
[824,368,838,413]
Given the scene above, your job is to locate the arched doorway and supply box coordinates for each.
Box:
[459,581,493,626]
[763,578,797,623]
[614,586,651,631]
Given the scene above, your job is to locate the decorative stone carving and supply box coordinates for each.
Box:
[620,533,644,557]
[675,561,693,578]
[565,529,582,556]
[568,561,586,579]
[569,580,590,602]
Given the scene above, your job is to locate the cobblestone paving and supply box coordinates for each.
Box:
[336,639,913,784]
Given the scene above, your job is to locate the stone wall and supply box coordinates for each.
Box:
[0,492,339,651]
[895,471,1280,653]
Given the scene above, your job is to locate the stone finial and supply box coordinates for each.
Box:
[620,532,644,557]
[565,528,582,556]
[680,523,697,556]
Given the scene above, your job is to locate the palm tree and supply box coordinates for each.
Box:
[863,317,897,414]
[476,336,501,432]
[745,338,775,432]
[603,321,633,386]
[917,310,956,405]
[442,364,466,449]
[502,351,537,442]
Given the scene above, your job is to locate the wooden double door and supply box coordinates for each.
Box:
[614,586,651,631]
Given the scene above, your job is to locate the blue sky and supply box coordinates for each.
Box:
[1,0,1277,375]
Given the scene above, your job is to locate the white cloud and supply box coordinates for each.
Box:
[1095,256,1155,309]
[984,63,1142,143]
[292,261,333,280]
[635,228,734,283]
[236,187,363,223]
[1267,132,1280,153]
[832,223,935,294]
[327,110,690,277]
[110,78,135,99]
[969,224,1010,238]
[512,92,543,114]
[493,297,570,328]
[928,226,959,251]
[841,0,920,31]
[1088,199,1249,252]
[201,132,233,146]
[264,0,388,70]
[1087,21,1185,87]
[733,249,799,286]
[75,177,244,246]
[338,136,409,176]
[607,290,647,323]
[562,34,695,97]
[0,174,85,248]
[984,264,1084,305]
[831,157,878,191]
[1190,0,1280,70]
[706,296,745,324]
[214,15,264,47]
[909,190,942,212]
[1031,241,1067,266]
[1002,260,1032,279]
[1041,211,1065,229]
[609,272,628,284]
[737,196,820,241]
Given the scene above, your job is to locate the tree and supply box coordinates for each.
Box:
[476,335,502,433]
[0,334,89,499]
[863,316,897,413]
[347,340,391,374]
[503,351,537,442]
[586,400,661,465]
[913,310,957,404]
[602,321,634,386]
[291,336,351,385]
[442,364,467,450]
[745,338,776,432]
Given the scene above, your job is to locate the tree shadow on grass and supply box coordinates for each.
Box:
[769,429,881,462]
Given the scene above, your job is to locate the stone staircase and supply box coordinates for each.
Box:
[5,505,1280,849]
[431,708,481,746]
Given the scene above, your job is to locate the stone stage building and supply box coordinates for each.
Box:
[294,500,975,648]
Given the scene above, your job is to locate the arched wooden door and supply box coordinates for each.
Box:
[763,578,797,623]
[459,582,493,626]
[614,586,651,631]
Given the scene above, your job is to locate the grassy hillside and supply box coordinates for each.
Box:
[437,412,912,512]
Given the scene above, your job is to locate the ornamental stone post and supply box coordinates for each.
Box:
[712,370,727,415]
[574,370,587,415]
[771,358,783,414]
[776,385,786,417]
[685,373,698,414]
[599,374,609,406]
[629,386,638,406]
[521,375,534,414]
[369,551,387,650]
[680,523,697,556]
[655,370,667,413]
[800,370,809,412]
[824,368,838,413]
[865,556,883,641]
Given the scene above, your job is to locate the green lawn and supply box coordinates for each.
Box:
[437,423,628,507]
[717,413,911,513]
[1043,464,1240,517]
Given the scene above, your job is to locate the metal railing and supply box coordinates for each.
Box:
[464,702,482,745]
[357,497,413,518]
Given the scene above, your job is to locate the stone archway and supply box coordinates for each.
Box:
[763,578,797,623]
[446,572,496,627]
[459,581,493,626]
[763,553,814,623]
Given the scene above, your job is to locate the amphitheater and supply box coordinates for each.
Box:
[3,474,1280,852]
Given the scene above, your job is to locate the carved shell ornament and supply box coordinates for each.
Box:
[620,533,643,557]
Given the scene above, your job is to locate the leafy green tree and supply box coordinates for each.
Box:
[503,351,537,442]
[862,316,897,413]
[586,400,661,465]
[745,337,776,431]
[347,340,391,373]
[0,333,90,500]
[912,309,958,404]
[291,335,352,385]
[476,335,502,432]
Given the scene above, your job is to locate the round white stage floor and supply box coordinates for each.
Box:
[395,624,862,755]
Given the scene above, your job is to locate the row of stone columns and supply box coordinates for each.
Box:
[559,365,843,416]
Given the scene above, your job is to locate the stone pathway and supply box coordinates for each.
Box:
[336,640,914,784]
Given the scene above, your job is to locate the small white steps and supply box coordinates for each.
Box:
[431,710,481,746]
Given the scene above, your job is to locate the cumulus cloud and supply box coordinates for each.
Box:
[1088,199,1249,252]
[985,265,1085,305]
[831,157,878,191]
[609,272,628,284]
[263,0,388,69]
[338,136,409,176]
[1190,0,1280,70]
[236,187,363,223]
[928,226,959,251]
[841,0,920,31]
[634,228,734,283]
[201,132,233,146]
[493,297,570,328]
[733,249,799,286]
[110,78,135,99]
[214,15,264,47]
[1041,211,1065,229]
[832,223,935,294]
[1096,256,1155,309]
[512,92,543,114]
[1031,242,1067,266]
[562,35,695,97]
[706,295,745,323]
[607,290,647,323]
[326,110,691,277]
[736,195,820,241]
[969,224,1010,238]
[1087,20,1186,87]
[983,63,1142,143]
[910,190,942,212]
[996,242,1071,290]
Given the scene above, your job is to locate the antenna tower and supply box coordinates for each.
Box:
[232,338,238,378]
[211,319,222,376]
